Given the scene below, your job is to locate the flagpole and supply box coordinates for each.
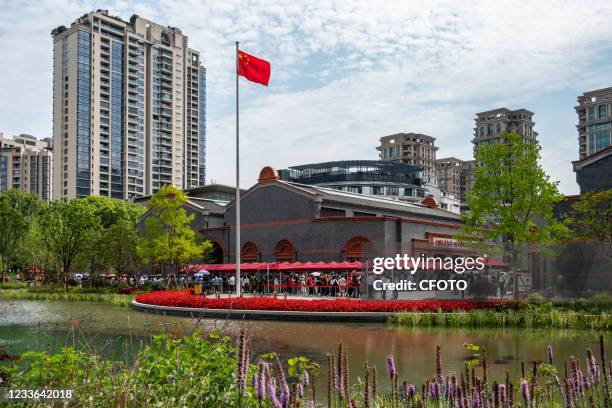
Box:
[235,41,241,297]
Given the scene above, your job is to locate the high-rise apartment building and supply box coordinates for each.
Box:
[0,133,53,201]
[436,157,462,199]
[459,159,476,202]
[473,108,538,151]
[575,87,612,159]
[436,157,476,203]
[377,133,438,187]
[52,10,206,200]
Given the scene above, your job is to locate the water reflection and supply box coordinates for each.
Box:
[0,299,605,392]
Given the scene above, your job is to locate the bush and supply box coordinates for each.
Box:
[5,333,249,407]
[0,281,27,290]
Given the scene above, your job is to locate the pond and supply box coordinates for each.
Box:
[0,299,604,394]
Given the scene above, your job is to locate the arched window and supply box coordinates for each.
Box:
[204,238,225,264]
[241,241,260,262]
[274,239,296,262]
[342,237,371,261]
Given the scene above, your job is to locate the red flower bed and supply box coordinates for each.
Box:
[135,290,504,313]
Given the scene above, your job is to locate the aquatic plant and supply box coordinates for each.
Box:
[392,309,612,330]
[243,335,611,408]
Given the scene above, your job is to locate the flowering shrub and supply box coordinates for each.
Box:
[135,290,503,312]
[118,286,141,295]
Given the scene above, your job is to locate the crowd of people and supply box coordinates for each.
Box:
[189,271,363,298]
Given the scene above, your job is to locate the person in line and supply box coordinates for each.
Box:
[307,274,314,296]
[243,275,250,293]
[338,275,347,297]
[330,274,338,297]
[228,275,235,293]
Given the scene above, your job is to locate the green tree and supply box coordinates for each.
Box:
[459,132,569,298]
[76,196,146,279]
[137,185,210,277]
[0,190,41,282]
[564,188,612,261]
[98,219,142,276]
[81,195,145,227]
[38,199,101,289]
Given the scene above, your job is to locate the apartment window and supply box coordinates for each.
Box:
[588,130,611,155]
[496,123,501,133]
[487,124,493,136]
[588,107,595,121]
[404,187,413,196]
[348,186,362,194]
[75,30,91,198]
[372,186,383,195]
[479,127,484,137]
[599,104,607,119]
[388,186,399,196]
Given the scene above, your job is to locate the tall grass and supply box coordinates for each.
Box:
[390,309,612,330]
[0,288,134,306]
[0,281,28,290]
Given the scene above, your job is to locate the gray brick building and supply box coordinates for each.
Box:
[572,145,612,194]
[197,167,473,264]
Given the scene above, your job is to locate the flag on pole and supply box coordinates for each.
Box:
[237,50,271,86]
[234,45,270,296]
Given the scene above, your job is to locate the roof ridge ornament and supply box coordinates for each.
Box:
[258,166,280,183]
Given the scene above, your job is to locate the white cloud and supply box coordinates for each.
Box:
[2,0,612,194]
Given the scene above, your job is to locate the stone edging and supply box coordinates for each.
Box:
[131,300,393,322]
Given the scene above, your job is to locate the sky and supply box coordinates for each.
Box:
[1,1,612,195]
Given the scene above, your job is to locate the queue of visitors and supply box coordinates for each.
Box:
[190,271,362,298]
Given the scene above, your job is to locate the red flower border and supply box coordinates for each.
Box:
[135,290,504,313]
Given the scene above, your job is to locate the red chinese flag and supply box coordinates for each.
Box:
[237,50,271,86]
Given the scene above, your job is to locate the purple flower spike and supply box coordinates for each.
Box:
[520,378,530,405]
[297,383,304,399]
[302,370,310,386]
[387,355,396,379]
[472,388,481,407]
[499,384,506,404]
[406,383,416,398]
[268,377,282,408]
[257,362,267,401]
